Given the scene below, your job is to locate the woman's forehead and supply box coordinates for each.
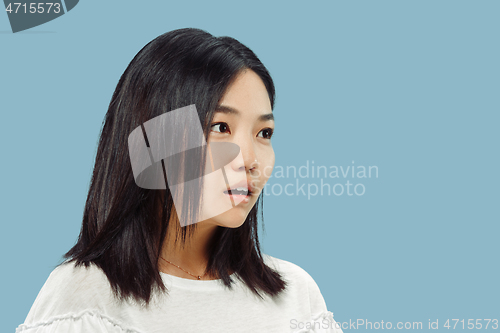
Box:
[218,71,272,116]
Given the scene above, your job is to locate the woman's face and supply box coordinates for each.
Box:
[198,69,275,228]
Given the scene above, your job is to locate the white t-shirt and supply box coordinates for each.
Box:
[16,254,343,333]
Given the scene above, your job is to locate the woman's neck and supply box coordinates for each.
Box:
[159,218,219,280]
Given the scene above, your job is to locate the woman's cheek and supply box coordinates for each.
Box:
[265,152,275,181]
[257,150,274,192]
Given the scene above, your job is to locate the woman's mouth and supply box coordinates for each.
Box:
[223,187,251,203]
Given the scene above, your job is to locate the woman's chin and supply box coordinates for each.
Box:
[210,207,250,228]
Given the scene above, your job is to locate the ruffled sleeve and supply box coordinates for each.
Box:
[292,309,343,333]
[316,311,341,331]
[15,310,142,333]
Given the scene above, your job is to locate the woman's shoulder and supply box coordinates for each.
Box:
[262,253,307,272]
[262,254,328,308]
[19,261,119,330]
[38,260,113,302]
[262,253,319,285]
[49,260,110,285]
[262,254,342,331]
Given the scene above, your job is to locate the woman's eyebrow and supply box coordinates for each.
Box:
[215,105,274,121]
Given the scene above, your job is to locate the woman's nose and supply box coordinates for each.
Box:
[230,140,257,172]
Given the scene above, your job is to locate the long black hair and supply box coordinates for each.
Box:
[61,28,287,307]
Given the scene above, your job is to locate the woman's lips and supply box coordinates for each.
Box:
[223,191,251,203]
[223,182,252,204]
[223,187,249,196]
[223,178,253,206]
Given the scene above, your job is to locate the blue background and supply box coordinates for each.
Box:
[2,1,499,332]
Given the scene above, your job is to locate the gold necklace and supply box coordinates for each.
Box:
[160,256,207,280]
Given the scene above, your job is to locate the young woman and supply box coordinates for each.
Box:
[16,28,343,333]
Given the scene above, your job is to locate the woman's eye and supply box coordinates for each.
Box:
[210,122,230,134]
[258,128,274,139]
